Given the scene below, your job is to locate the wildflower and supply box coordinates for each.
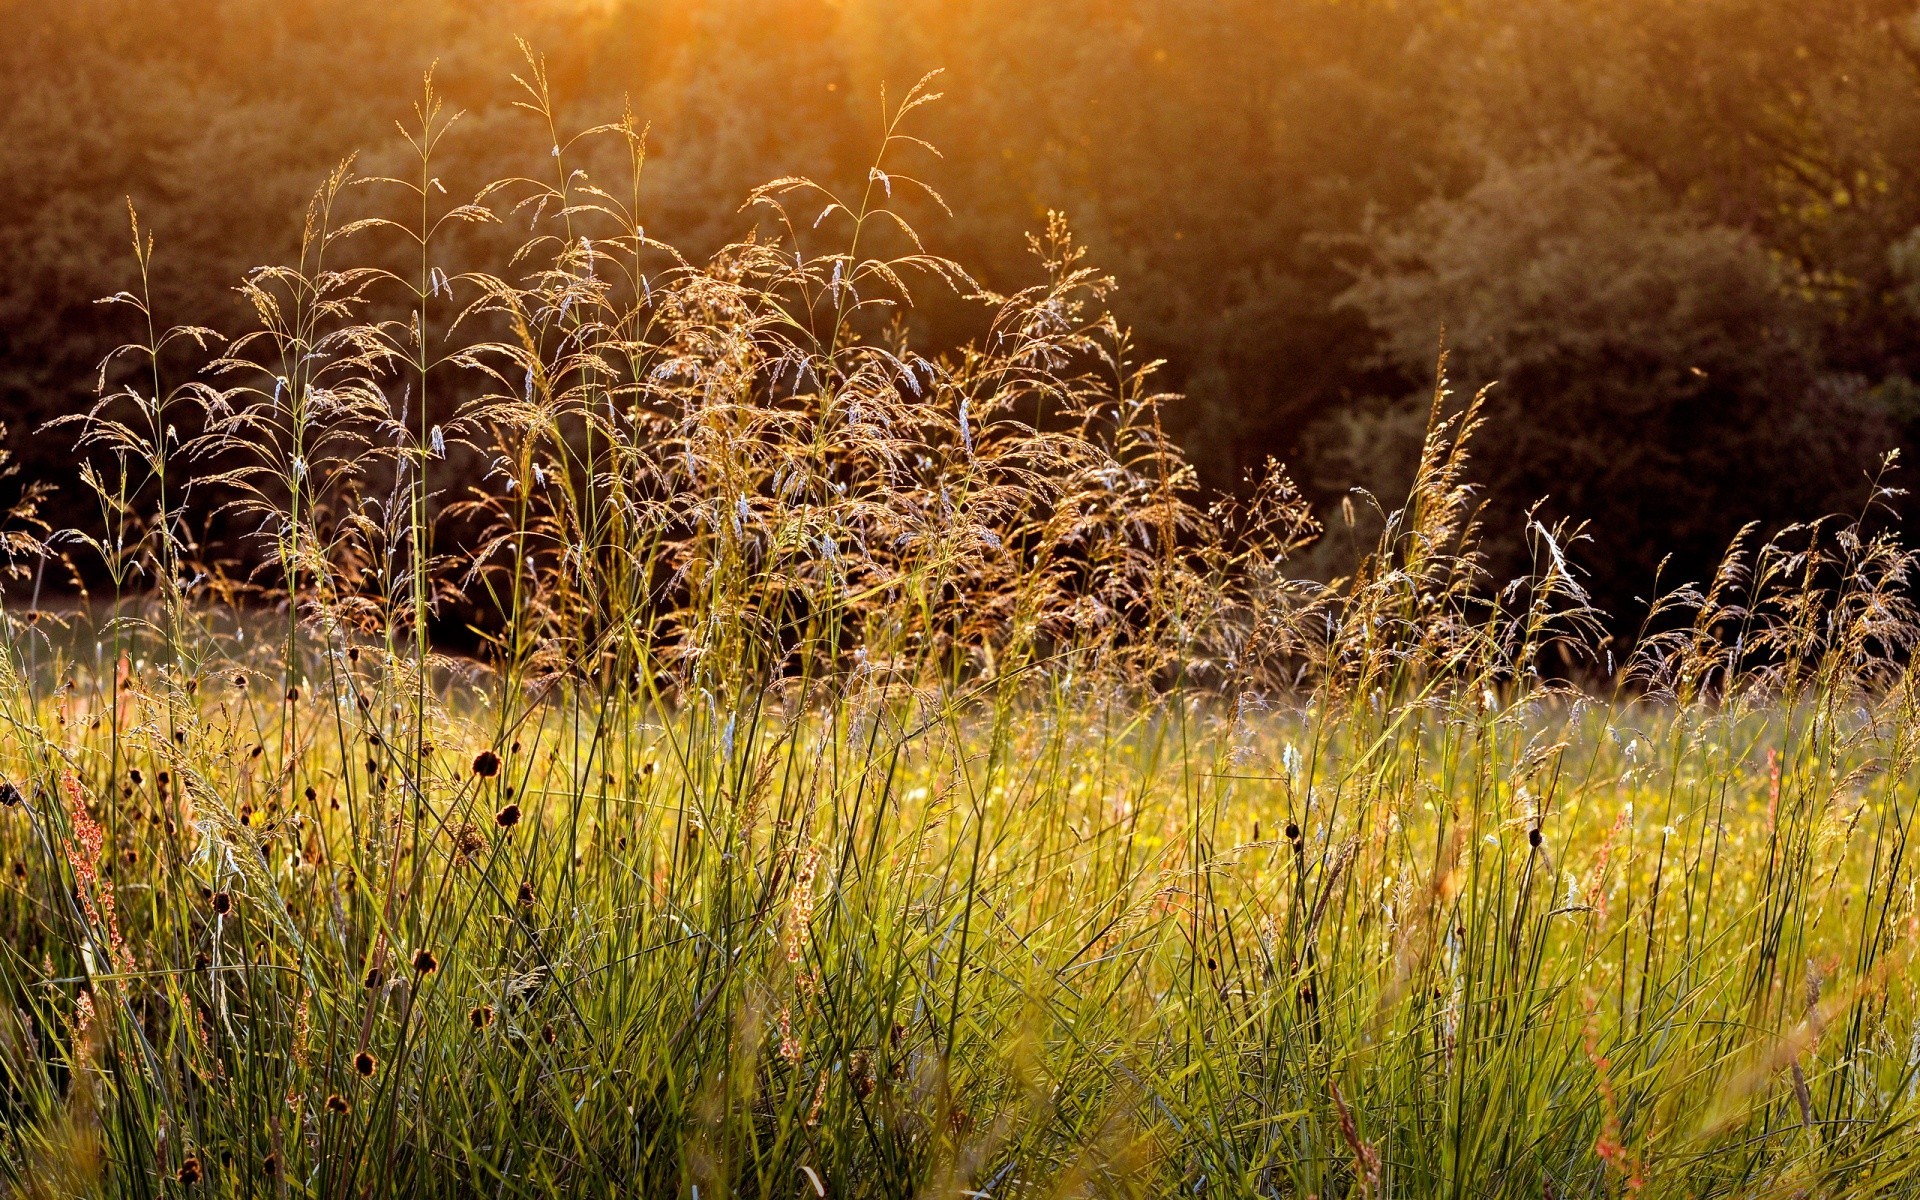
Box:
[850,1050,875,1098]
[177,1157,202,1185]
[412,948,438,974]
[353,1051,377,1078]
[495,803,520,829]
[777,1005,802,1064]
[472,750,501,778]
[450,821,488,865]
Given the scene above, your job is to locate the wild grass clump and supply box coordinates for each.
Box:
[5,58,1920,1198]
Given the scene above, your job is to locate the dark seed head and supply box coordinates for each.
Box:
[211,892,231,915]
[363,966,383,989]
[494,803,520,829]
[412,949,438,974]
[540,1023,557,1045]
[326,1093,349,1114]
[231,673,246,688]
[129,769,143,785]
[1528,827,1543,848]
[177,1156,202,1185]
[472,750,501,778]
[516,880,535,908]
[469,1004,494,1029]
[353,1051,377,1077]
[1285,822,1300,842]
[262,1153,278,1176]
[304,785,317,802]
[0,782,17,807]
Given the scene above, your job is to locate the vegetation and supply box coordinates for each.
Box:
[11,0,1920,616]
[2,62,1920,1199]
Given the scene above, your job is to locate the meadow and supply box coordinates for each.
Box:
[4,68,1920,1199]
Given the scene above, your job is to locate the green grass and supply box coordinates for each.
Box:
[4,59,1920,1199]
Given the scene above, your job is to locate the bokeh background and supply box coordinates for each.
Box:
[5,0,1919,623]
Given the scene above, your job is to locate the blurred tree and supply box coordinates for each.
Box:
[1343,148,1893,615]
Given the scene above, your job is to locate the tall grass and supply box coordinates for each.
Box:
[3,60,1920,1198]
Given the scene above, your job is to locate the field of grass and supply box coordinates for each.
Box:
[5,67,1920,1199]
